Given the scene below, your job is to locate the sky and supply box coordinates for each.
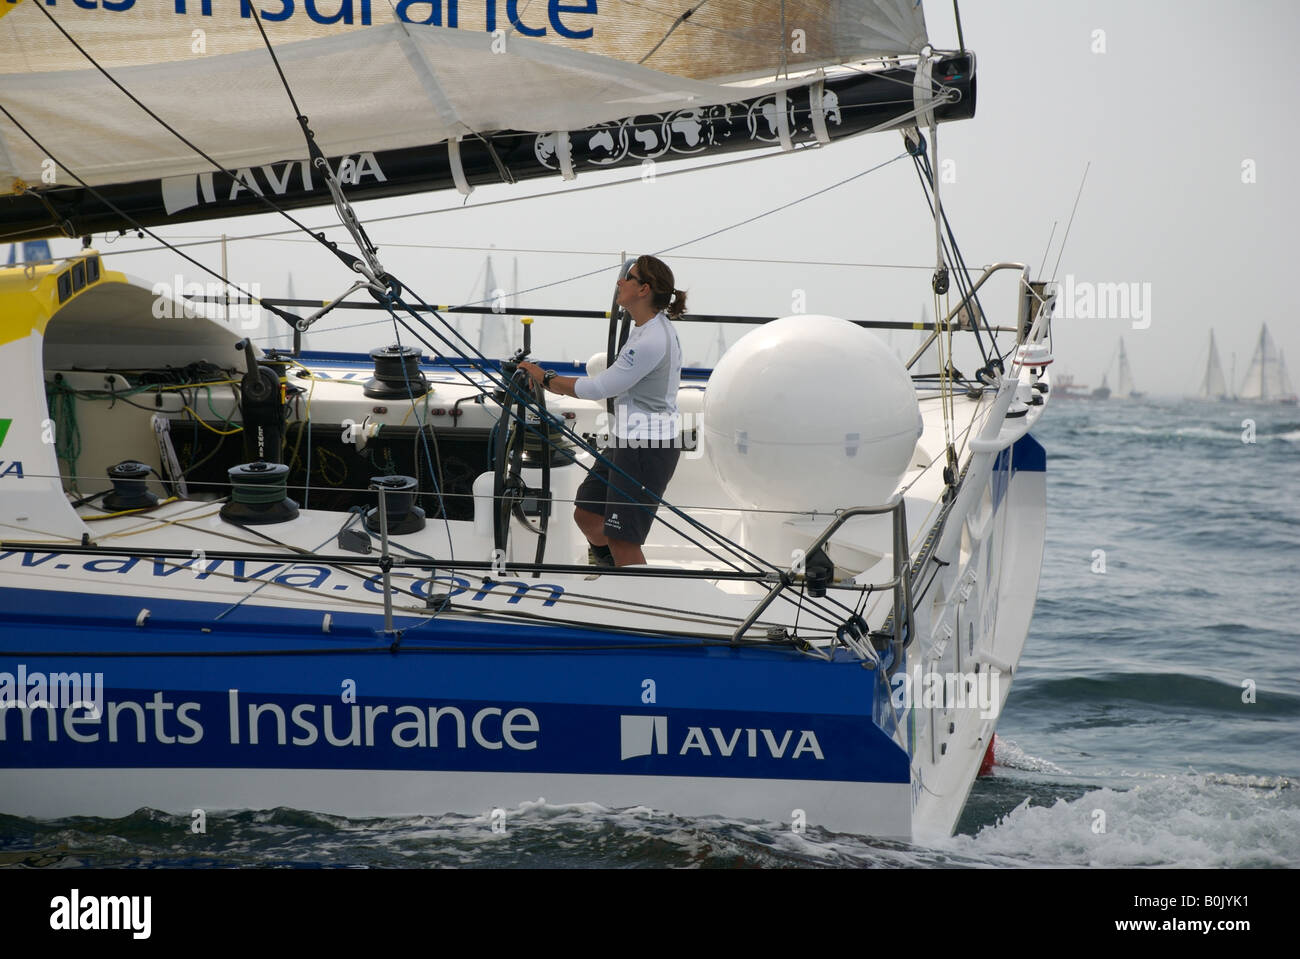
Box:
[25,0,1300,397]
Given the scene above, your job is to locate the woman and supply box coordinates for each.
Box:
[520,255,685,567]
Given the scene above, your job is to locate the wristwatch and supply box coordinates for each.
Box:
[543,369,558,386]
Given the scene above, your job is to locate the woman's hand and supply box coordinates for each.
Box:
[517,361,545,387]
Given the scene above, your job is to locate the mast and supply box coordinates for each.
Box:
[1260,325,1269,400]
[1117,338,1134,396]
[1200,332,1213,397]
[1201,330,1227,399]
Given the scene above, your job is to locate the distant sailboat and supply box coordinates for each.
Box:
[1198,330,1229,401]
[1090,374,1111,400]
[1238,323,1298,405]
[476,253,521,360]
[1116,338,1143,399]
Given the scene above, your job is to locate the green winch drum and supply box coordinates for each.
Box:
[219,460,299,525]
[365,474,426,535]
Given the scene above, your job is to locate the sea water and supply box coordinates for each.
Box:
[2,397,1296,867]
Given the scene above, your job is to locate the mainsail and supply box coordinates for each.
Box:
[1238,323,1297,402]
[0,1,976,240]
[1199,330,1228,400]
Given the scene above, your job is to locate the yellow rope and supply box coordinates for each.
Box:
[80,497,180,521]
[182,405,242,435]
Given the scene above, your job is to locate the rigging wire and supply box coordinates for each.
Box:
[8,21,951,634]
[12,9,911,593]
[22,1,361,313]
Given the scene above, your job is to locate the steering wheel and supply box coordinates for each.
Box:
[492,365,552,572]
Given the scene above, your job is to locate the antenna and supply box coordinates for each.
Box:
[1050,162,1091,284]
[1037,220,1058,277]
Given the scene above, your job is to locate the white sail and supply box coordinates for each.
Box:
[1199,330,1228,399]
[0,1,927,191]
[1280,352,1296,398]
[477,254,513,359]
[1238,322,1295,402]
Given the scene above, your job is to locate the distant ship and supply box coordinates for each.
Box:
[1050,373,1091,400]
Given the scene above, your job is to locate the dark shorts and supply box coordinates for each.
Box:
[575,444,681,546]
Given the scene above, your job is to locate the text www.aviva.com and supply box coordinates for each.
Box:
[1114,918,1250,933]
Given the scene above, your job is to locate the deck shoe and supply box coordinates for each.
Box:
[588,544,614,567]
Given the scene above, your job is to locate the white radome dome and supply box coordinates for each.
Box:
[585,351,609,378]
[702,315,922,512]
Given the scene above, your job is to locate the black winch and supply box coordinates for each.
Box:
[219,461,299,525]
[103,460,158,512]
[364,345,429,399]
[365,474,425,535]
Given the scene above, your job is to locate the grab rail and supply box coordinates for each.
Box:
[906,262,1030,370]
[727,497,914,666]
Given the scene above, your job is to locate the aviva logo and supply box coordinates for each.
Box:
[620,715,668,760]
[620,715,824,761]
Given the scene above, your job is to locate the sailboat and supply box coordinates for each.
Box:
[475,253,521,360]
[1238,323,1298,405]
[1197,330,1230,401]
[0,2,1056,840]
[1116,339,1143,399]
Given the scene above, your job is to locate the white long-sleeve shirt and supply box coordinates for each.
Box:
[574,311,682,442]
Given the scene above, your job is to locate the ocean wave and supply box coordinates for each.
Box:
[937,773,1300,867]
[0,802,986,869]
[1011,672,1300,716]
